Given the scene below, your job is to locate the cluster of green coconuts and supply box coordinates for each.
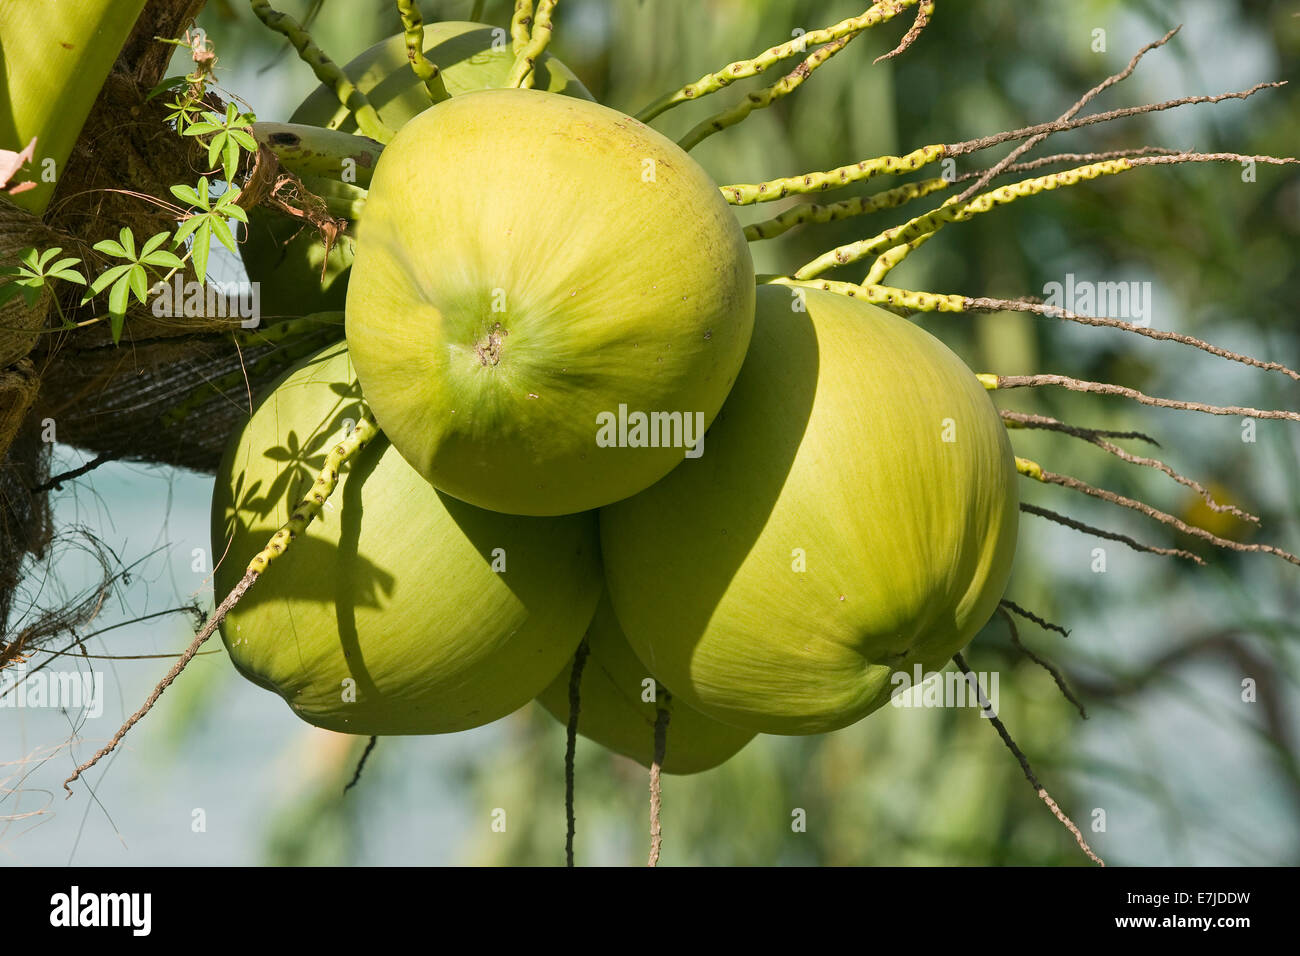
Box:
[217,22,1020,774]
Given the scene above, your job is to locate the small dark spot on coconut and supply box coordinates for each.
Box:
[60,41,74,50]
[269,132,301,147]
[704,329,713,340]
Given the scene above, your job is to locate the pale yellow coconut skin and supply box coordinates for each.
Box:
[600,287,1020,736]
[212,342,601,735]
[537,591,755,775]
[345,88,755,516]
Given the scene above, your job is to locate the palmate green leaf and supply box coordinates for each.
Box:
[19,247,40,269]
[184,120,222,137]
[171,183,203,207]
[207,134,225,173]
[209,215,237,254]
[47,258,86,282]
[139,231,170,259]
[173,214,204,245]
[128,264,149,304]
[93,237,128,259]
[222,138,241,181]
[229,129,257,152]
[36,247,62,269]
[142,248,185,270]
[107,279,129,330]
[191,220,213,282]
[118,227,136,259]
[0,282,39,309]
[87,263,133,296]
[222,204,248,226]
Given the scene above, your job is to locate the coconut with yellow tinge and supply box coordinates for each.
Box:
[537,590,755,775]
[599,286,1020,736]
[345,88,755,516]
[211,340,601,735]
[240,21,593,319]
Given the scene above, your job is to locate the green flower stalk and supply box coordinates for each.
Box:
[248,0,397,144]
[396,0,450,103]
[636,0,923,122]
[677,33,858,152]
[506,0,558,90]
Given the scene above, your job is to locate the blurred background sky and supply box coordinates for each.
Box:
[3,0,1299,865]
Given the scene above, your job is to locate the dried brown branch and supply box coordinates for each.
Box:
[953,652,1103,865]
[1000,409,1160,447]
[63,567,257,794]
[954,26,1181,206]
[998,607,1087,718]
[991,373,1300,422]
[343,735,377,794]
[955,147,1184,183]
[874,0,933,63]
[565,637,589,868]
[1030,466,1300,567]
[968,297,1300,383]
[1019,502,1205,564]
[647,701,670,868]
[999,597,1071,638]
[947,81,1287,158]
[1001,410,1260,524]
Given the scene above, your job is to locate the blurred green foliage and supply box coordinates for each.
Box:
[194,0,1300,865]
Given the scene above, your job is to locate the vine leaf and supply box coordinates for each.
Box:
[184,102,258,180]
[83,228,185,343]
[171,179,248,283]
[0,246,86,313]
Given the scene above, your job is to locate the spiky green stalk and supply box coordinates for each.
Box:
[636,1,922,122]
[794,158,1135,280]
[678,34,857,152]
[511,0,535,53]
[721,144,946,205]
[249,0,397,144]
[744,177,950,241]
[506,0,557,89]
[396,0,450,103]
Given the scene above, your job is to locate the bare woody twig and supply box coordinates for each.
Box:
[647,702,670,867]
[984,373,1300,423]
[564,638,589,868]
[1016,457,1300,567]
[997,606,1087,718]
[1000,410,1260,524]
[952,26,1181,207]
[952,652,1104,866]
[1019,502,1204,564]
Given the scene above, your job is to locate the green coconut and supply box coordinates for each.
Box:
[345,88,756,516]
[212,340,602,735]
[537,590,755,775]
[599,286,1020,736]
[241,21,593,320]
